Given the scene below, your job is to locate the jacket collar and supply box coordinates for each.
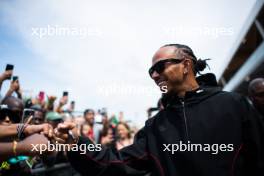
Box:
[161,73,221,108]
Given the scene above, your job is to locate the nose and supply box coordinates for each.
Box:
[4,116,11,124]
[151,71,160,80]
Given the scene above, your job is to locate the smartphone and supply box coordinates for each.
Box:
[12,76,18,82]
[22,109,35,123]
[5,64,14,71]
[70,101,75,109]
[63,91,69,97]
[5,64,14,80]
[38,91,45,102]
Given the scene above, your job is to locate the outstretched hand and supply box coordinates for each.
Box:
[53,122,78,144]
[24,123,54,139]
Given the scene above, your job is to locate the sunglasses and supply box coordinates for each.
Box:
[149,58,184,77]
[0,109,21,123]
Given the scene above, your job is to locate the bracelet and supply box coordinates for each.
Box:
[12,140,17,156]
[21,124,28,137]
[17,123,22,139]
[17,123,28,140]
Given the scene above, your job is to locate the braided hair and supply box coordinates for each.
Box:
[162,44,210,75]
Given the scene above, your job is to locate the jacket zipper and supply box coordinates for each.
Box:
[180,100,189,140]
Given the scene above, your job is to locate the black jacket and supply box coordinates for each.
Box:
[68,82,264,176]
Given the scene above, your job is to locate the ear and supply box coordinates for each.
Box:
[183,60,191,74]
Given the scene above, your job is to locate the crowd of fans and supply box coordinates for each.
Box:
[0,64,137,176]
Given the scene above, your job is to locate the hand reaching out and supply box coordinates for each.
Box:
[53,122,78,144]
[24,123,54,139]
[101,134,114,145]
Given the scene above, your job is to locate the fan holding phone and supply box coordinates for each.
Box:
[5,75,22,99]
[0,64,14,92]
[56,91,69,113]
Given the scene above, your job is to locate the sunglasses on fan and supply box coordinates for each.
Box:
[0,105,21,123]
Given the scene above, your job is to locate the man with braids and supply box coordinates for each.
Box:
[54,44,264,176]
